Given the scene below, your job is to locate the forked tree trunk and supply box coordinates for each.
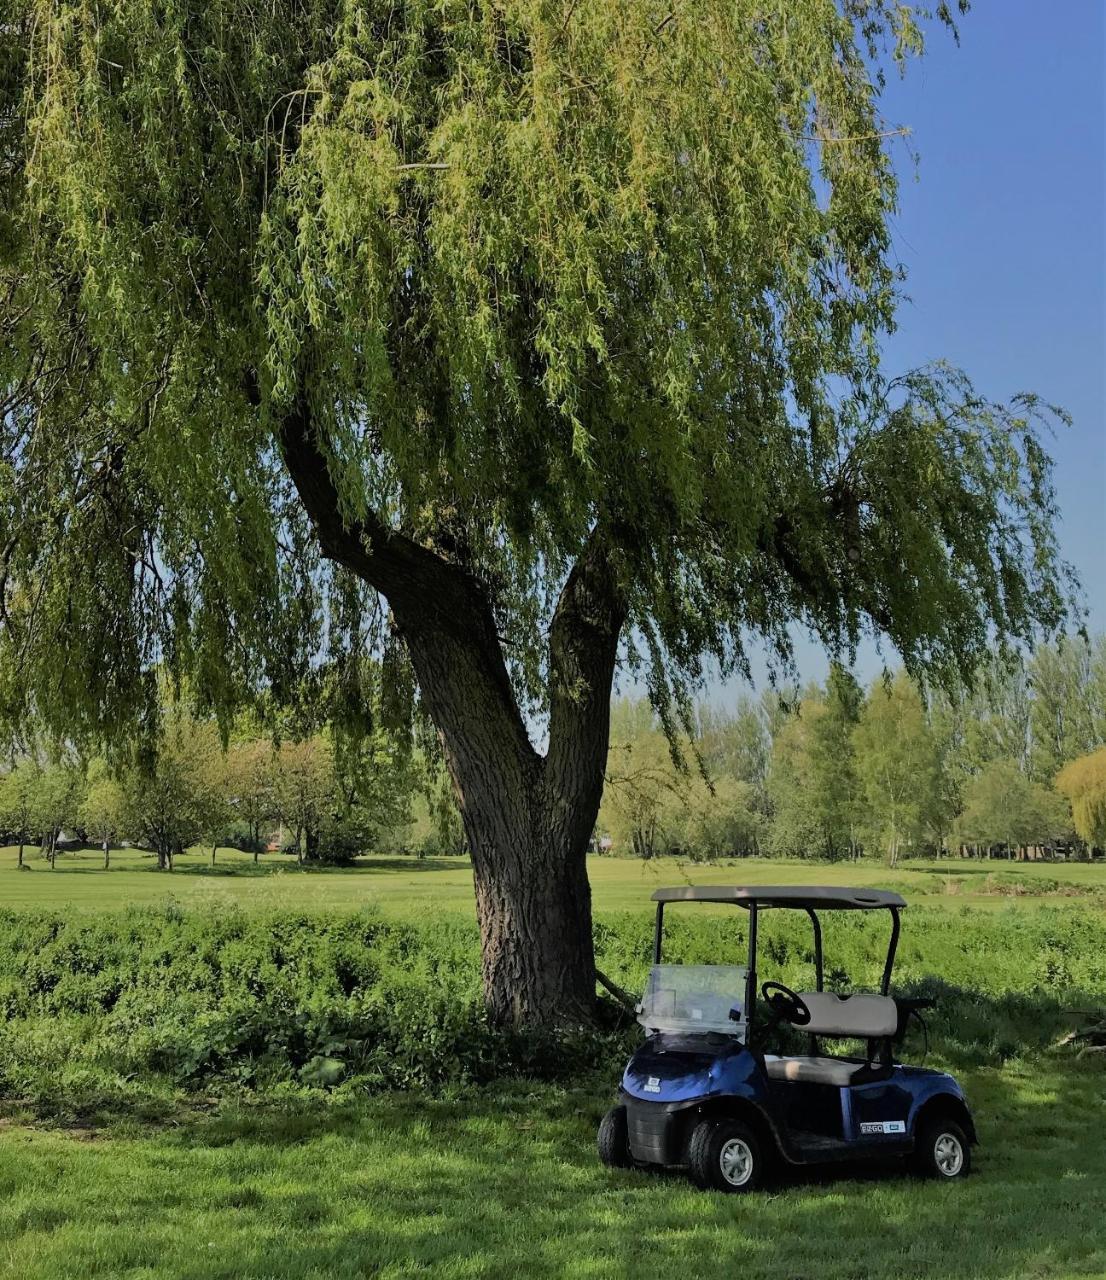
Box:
[279,402,625,1027]
[400,543,620,1026]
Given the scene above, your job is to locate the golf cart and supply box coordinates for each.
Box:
[597,886,976,1192]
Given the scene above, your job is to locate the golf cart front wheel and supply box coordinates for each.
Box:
[597,1104,632,1169]
[687,1118,762,1193]
[912,1119,971,1180]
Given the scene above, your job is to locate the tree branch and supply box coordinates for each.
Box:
[276,399,538,768]
[545,526,627,836]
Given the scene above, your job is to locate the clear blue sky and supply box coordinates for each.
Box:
[715,1,1106,697]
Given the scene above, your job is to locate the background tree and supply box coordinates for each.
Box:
[121,717,222,871]
[853,674,947,866]
[406,769,467,858]
[0,760,39,868]
[1,1,1079,1025]
[78,759,126,868]
[32,761,84,869]
[1029,639,1106,781]
[225,740,278,862]
[768,668,863,860]
[957,760,1070,859]
[677,775,764,862]
[1055,749,1106,853]
[273,738,334,865]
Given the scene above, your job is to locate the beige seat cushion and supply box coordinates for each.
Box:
[795,992,897,1038]
[764,1054,859,1088]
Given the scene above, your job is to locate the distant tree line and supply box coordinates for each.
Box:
[0,708,463,870]
[4,636,1105,871]
[598,636,1106,863]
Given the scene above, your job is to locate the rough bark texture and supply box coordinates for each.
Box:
[279,403,626,1026]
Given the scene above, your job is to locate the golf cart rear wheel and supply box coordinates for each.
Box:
[912,1119,971,1180]
[597,1104,632,1169]
[688,1118,762,1193]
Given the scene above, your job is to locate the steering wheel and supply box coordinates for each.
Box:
[761,981,812,1027]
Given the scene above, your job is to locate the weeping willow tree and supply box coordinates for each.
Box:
[0,0,1078,1025]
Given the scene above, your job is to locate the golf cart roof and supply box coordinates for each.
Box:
[650,885,906,910]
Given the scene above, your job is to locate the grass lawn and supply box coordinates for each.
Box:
[1,1061,1104,1279]
[2,850,1104,1278]
[2,844,1103,916]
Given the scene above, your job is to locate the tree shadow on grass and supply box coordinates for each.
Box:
[175,1065,1106,1279]
[6,1060,1104,1280]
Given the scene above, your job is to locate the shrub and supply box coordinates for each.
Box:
[0,903,1102,1110]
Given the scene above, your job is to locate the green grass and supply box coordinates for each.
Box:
[2,844,1103,915]
[1,852,1104,1278]
[1,1062,1104,1279]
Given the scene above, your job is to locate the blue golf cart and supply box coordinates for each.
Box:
[597,885,977,1192]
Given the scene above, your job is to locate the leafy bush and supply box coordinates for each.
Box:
[0,903,1102,1111]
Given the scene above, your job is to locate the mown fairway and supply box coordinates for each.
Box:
[2,1063,1105,1280]
[3,844,1104,915]
[1,853,1104,1279]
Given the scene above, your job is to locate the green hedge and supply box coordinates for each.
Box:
[0,904,1103,1109]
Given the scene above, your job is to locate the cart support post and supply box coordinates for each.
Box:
[653,903,664,965]
[745,904,758,1041]
[881,908,900,995]
[805,908,824,991]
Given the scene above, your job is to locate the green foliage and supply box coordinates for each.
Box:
[0,0,1077,752]
[852,672,950,864]
[957,760,1070,853]
[0,898,1104,1111]
[76,759,126,850]
[119,713,224,867]
[0,907,619,1099]
[1028,637,1106,781]
[1056,748,1106,850]
[768,666,863,859]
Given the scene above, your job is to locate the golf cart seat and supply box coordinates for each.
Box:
[794,992,898,1038]
[764,994,899,1088]
[763,1055,860,1087]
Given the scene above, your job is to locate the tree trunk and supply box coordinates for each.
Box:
[404,625,604,1024]
[17,839,23,868]
[103,840,110,870]
[211,842,217,866]
[279,401,625,1027]
[398,541,621,1026]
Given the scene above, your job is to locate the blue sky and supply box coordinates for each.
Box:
[716,1,1105,696]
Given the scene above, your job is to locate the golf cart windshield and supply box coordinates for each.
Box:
[637,964,748,1036]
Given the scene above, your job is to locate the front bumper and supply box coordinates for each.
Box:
[623,1095,695,1165]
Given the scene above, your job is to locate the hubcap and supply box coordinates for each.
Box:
[934,1132,964,1177]
[719,1136,754,1187]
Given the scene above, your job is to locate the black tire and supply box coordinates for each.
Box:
[687,1118,763,1193]
[911,1118,971,1181]
[597,1104,632,1169]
